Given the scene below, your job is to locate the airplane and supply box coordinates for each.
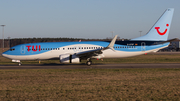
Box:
[2,8,175,66]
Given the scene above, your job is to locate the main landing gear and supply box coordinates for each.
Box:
[18,62,22,66]
[86,61,92,66]
[86,58,92,66]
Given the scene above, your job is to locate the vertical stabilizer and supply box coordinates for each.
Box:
[132,8,174,41]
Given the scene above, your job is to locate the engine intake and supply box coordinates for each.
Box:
[59,54,80,63]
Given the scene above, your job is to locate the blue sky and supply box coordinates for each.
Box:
[0,0,180,39]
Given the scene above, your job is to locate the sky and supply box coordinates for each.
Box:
[0,0,180,39]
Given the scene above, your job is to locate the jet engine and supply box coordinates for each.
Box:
[59,54,80,63]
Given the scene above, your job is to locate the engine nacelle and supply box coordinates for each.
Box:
[59,54,80,63]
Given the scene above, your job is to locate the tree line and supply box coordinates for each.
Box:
[0,37,126,48]
[0,37,127,48]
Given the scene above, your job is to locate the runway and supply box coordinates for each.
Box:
[0,63,179,69]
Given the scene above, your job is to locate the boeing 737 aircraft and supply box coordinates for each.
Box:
[2,8,175,66]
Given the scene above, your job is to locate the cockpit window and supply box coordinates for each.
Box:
[10,48,15,51]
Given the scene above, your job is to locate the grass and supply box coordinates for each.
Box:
[91,54,180,64]
[0,50,180,100]
[0,68,180,100]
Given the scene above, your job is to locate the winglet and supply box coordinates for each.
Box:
[103,35,118,51]
[107,35,118,48]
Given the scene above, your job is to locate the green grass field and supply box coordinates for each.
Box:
[0,52,180,100]
[0,68,180,100]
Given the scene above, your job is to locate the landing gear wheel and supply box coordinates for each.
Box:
[86,61,92,66]
[19,62,22,66]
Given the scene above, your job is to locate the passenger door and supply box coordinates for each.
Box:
[141,42,146,51]
[21,45,25,54]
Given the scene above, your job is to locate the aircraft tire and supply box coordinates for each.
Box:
[86,61,92,66]
[19,63,22,66]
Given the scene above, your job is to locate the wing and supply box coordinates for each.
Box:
[76,48,103,59]
[76,35,118,59]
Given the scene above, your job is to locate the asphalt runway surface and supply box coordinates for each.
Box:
[0,63,179,69]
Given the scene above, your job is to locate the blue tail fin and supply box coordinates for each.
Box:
[132,8,174,41]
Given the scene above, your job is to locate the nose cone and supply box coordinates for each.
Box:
[1,53,4,56]
[1,51,9,59]
[1,51,5,56]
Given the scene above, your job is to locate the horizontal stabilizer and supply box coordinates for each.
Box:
[159,38,179,44]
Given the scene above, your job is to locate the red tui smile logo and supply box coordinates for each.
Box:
[155,24,169,35]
